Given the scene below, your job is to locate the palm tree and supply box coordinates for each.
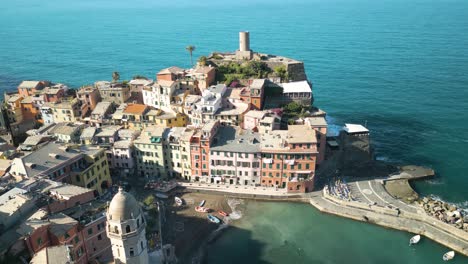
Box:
[112,71,120,83]
[186,45,196,67]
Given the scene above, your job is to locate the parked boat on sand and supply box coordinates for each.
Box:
[218,210,229,217]
[199,200,206,207]
[175,196,183,206]
[195,206,210,213]
[207,214,221,224]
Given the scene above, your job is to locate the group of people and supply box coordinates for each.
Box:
[327,178,353,201]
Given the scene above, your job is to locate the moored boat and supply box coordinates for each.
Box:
[218,210,229,217]
[443,251,455,261]
[199,200,206,207]
[195,206,210,213]
[207,214,221,224]
[175,196,183,206]
[409,235,421,245]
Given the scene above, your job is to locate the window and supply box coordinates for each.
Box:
[65,232,70,239]
[37,237,42,246]
[262,163,266,168]
[87,228,93,235]
[74,236,79,244]
[306,163,310,169]
[98,234,102,240]
[298,164,302,169]
[114,226,119,234]
[137,219,140,228]
[276,164,280,169]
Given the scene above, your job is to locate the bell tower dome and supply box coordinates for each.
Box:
[106,187,149,264]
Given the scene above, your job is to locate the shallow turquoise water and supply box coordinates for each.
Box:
[207,201,467,264]
[1,0,467,262]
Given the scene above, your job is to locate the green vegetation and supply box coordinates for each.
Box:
[186,45,196,67]
[211,53,223,60]
[274,65,288,82]
[283,102,310,121]
[143,194,156,207]
[133,75,148,80]
[198,56,208,66]
[217,61,272,86]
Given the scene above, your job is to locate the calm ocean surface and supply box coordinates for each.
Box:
[1,0,467,263]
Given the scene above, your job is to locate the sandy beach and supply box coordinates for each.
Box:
[162,191,236,263]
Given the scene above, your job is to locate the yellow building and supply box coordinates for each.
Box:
[71,147,112,195]
[5,94,24,124]
[145,109,188,128]
[121,104,150,130]
[134,126,167,180]
[49,97,83,123]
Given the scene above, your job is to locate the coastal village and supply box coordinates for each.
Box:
[0,32,466,263]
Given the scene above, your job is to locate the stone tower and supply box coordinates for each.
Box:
[236,31,253,60]
[106,187,149,264]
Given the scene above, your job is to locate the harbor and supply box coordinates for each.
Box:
[179,169,468,259]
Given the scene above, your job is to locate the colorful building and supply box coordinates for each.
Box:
[209,126,261,185]
[190,120,219,182]
[134,126,167,180]
[260,125,318,193]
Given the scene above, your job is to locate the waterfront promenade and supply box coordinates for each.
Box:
[179,180,468,256]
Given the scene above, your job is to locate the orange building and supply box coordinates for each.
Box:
[240,79,266,110]
[20,96,42,123]
[260,125,318,193]
[17,80,49,97]
[190,120,219,182]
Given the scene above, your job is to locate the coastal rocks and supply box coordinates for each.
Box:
[418,196,467,232]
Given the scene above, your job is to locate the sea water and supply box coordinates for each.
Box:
[1,0,467,263]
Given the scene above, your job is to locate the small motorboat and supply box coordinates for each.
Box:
[207,214,221,224]
[409,235,421,245]
[195,206,210,213]
[175,197,183,206]
[443,251,455,261]
[218,210,229,217]
[199,200,206,207]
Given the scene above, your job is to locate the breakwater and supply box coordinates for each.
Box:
[182,182,468,257]
[312,190,468,256]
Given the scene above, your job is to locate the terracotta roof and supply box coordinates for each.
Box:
[123,104,148,115]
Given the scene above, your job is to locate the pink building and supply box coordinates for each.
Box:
[190,121,219,182]
[243,110,266,130]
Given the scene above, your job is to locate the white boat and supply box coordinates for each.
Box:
[443,251,455,261]
[199,200,206,207]
[175,197,183,206]
[409,235,421,245]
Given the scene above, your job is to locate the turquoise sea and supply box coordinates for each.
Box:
[1,0,467,263]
